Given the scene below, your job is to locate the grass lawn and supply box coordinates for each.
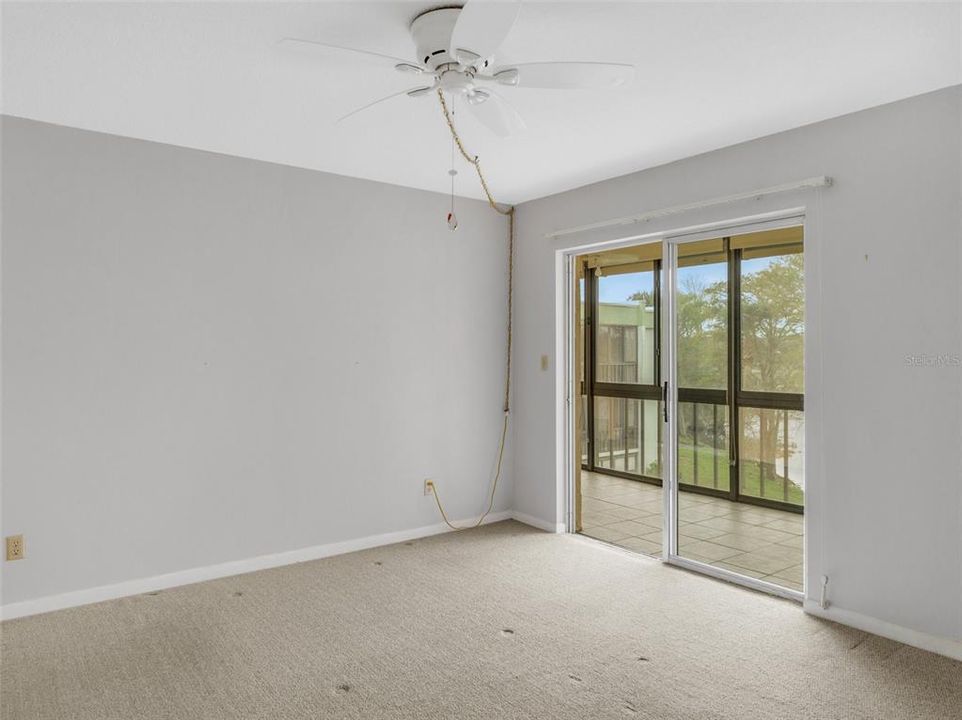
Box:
[677,443,804,506]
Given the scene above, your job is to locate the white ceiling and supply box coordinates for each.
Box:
[3,1,960,204]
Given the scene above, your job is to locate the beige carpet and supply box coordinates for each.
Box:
[2,521,960,719]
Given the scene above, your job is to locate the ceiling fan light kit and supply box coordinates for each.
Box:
[467,88,490,105]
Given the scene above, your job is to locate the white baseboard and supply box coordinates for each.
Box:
[17,515,958,664]
[511,511,566,533]
[0,510,513,621]
[803,600,962,662]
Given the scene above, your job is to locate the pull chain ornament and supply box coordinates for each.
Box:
[447,168,459,231]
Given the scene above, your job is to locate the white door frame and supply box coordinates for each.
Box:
[560,203,822,605]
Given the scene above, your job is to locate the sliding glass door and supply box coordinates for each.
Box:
[663,223,805,593]
[576,226,805,590]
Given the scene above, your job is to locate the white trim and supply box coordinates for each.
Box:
[546,176,832,239]
[557,247,577,536]
[0,511,513,621]
[554,249,574,534]
[512,510,566,534]
[560,252,577,534]
[804,600,962,662]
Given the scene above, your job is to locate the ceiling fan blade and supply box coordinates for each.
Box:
[279,38,424,72]
[465,90,526,138]
[492,62,635,89]
[449,0,521,63]
[337,87,432,123]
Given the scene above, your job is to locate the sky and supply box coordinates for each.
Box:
[597,273,653,303]
[590,256,782,305]
[595,263,732,304]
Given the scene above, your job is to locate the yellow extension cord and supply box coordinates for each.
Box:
[427,90,514,531]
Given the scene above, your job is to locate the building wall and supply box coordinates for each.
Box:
[1,117,513,608]
[512,86,962,649]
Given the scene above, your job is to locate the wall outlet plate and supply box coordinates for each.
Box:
[6,534,24,561]
[423,479,434,496]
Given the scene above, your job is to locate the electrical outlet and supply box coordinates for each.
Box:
[423,479,434,496]
[540,354,549,371]
[6,534,24,561]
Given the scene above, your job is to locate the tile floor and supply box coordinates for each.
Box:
[579,471,804,592]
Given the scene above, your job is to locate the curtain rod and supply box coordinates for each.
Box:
[545,176,833,239]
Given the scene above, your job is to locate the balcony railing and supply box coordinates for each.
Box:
[596,362,638,384]
[586,396,804,508]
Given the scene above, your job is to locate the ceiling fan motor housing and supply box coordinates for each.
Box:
[411,7,488,72]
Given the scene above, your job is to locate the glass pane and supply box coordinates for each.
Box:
[677,401,730,491]
[593,397,662,478]
[579,394,588,466]
[593,396,612,470]
[738,407,805,506]
[677,258,728,390]
[641,399,663,479]
[740,250,804,393]
[596,270,656,384]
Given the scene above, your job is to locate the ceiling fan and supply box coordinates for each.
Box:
[281,1,635,137]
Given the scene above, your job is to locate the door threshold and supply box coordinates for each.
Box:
[666,554,803,603]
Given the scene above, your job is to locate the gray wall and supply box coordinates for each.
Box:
[1,117,512,605]
[512,87,962,646]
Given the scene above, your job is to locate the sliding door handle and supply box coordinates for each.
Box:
[662,381,668,422]
[730,413,738,467]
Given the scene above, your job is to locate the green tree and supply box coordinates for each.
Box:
[676,274,727,390]
[626,290,653,305]
[739,252,804,484]
[740,253,804,393]
[671,254,803,490]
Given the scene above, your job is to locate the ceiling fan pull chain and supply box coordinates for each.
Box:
[447,95,459,231]
[436,89,511,217]
[447,171,459,231]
